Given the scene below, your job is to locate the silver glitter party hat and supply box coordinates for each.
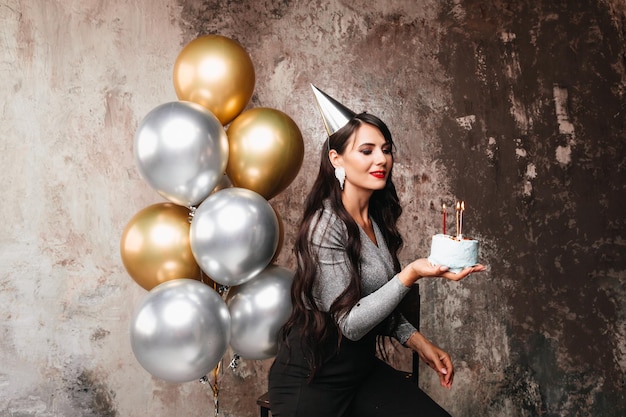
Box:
[311,84,356,136]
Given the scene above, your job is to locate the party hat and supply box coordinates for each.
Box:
[311,84,356,136]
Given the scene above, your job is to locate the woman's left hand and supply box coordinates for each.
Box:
[406,331,454,389]
[405,258,486,283]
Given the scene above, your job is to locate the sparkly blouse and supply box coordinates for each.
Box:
[311,201,417,344]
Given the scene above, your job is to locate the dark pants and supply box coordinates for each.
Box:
[268,328,451,417]
[348,358,452,417]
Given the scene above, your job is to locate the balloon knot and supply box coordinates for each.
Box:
[228,353,241,370]
[187,206,197,223]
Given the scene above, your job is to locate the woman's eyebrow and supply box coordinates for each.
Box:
[357,141,390,148]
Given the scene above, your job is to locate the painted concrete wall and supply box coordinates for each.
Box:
[1,0,624,416]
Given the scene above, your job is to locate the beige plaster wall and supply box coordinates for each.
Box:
[1,1,625,416]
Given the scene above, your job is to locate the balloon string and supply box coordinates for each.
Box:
[212,360,221,417]
[199,269,209,286]
[212,381,219,417]
[200,361,222,416]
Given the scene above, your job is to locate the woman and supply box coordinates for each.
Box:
[268,88,485,417]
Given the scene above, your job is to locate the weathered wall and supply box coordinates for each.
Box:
[1,0,624,416]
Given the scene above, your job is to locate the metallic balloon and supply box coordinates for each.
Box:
[211,173,233,194]
[270,204,284,264]
[134,101,229,207]
[190,187,279,287]
[173,34,255,126]
[226,108,304,200]
[130,279,231,383]
[120,203,201,291]
[226,265,294,359]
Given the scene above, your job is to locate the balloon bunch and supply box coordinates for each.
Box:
[120,35,302,389]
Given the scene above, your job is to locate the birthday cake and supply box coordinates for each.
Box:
[428,234,479,273]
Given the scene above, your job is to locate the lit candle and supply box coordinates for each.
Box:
[459,201,465,238]
[442,203,447,235]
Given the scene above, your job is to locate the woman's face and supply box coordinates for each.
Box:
[337,123,393,192]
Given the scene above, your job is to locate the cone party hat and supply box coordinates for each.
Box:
[311,84,356,136]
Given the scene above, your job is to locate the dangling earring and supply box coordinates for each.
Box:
[334,167,345,190]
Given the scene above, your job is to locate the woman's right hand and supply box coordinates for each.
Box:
[406,331,455,389]
[398,258,486,287]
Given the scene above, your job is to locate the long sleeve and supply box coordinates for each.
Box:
[390,312,418,345]
[311,205,414,341]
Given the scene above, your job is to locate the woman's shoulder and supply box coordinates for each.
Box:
[318,200,343,226]
[310,200,346,241]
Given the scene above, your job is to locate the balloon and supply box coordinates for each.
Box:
[211,173,233,194]
[173,34,255,125]
[120,203,201,290]
[270,205,284,263]
[134,101,229,207]
[190,187,279,287]
[130,279,230,383]
[226,265,294,359]
[226,108,304,200]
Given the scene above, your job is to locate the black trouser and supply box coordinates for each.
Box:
[268,327,451,417]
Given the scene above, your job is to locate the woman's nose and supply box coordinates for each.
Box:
[374,149,387,165]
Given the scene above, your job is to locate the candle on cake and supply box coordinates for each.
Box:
[455,202,461,238]
[428,200,479,272]
[457,201,465,239]
[442,203,447,235]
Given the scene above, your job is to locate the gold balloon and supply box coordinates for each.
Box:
[173,34,255,125]
[120,203,201,290]
[226,108,304,200]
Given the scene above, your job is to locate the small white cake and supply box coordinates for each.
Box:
[428,234,479,273]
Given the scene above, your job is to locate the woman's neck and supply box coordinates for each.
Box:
[341,188,373,228]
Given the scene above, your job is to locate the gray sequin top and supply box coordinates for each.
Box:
[311,201,417,344]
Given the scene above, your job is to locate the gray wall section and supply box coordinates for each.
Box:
[1,0,624,416]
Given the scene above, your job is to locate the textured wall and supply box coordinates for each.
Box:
[1,0,624,416]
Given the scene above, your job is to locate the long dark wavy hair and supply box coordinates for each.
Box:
[280,112,404,375]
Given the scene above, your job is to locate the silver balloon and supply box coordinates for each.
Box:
[134,101,229,207]
[130,279,230,383]
[211,173,233,194]
[190,187,279,286]
[226,265,294,359]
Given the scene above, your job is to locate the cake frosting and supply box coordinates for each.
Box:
[428,234,479,273]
